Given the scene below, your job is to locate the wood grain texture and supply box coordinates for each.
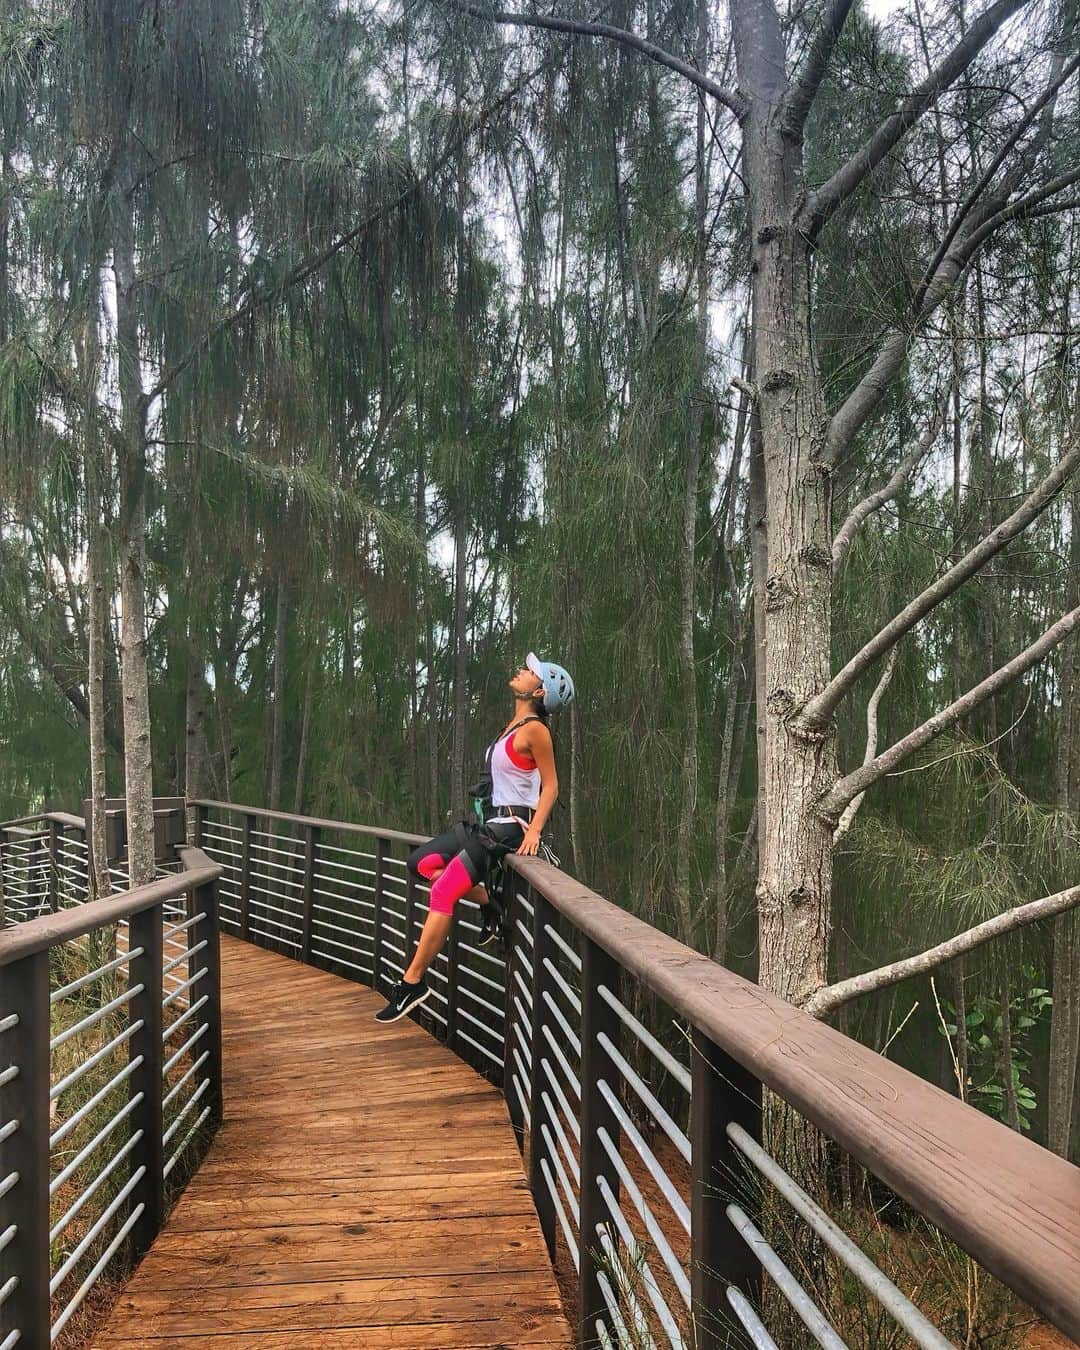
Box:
[93,936,571,1347]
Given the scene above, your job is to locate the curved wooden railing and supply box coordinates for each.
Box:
[188,797,1080,1349]
[0,841,222,1347]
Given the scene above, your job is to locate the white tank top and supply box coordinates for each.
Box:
[489,723,541,810]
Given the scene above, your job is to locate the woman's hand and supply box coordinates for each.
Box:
[517,827,542,856]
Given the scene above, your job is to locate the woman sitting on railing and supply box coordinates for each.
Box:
[375,652,574,1024]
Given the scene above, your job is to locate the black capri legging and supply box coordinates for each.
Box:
[405,819,524,915]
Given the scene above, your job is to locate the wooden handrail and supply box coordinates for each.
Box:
[0,810,86,832]
[0,850,221,967]
[189,797,427,848]
[507,855,1080,1339]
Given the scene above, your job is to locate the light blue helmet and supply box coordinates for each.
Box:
[526,651,575,712]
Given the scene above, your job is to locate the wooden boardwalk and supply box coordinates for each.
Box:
[94,937,571,1348]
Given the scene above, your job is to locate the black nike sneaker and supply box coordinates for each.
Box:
[477,895,506,947]
[374,978,430,1023]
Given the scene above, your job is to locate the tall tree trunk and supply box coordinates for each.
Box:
[451,499,468,812]
[269,570,288,811]
[293,658,314,815]
[1049,487,1080,1156]
[112,185,156,886]
[82,317,112,903]
[732,1,836,1007]
[185,629,209,801]
[673,0,710,942]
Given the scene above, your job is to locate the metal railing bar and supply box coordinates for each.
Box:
[380,921,408,943]
[597,1225,656,1348]
[50,1201,144,1342]
[0,1173,17,1202]
[455,981,503,1021]
[542,1090,581,1186]
[456,1005,503,1047]
[50,1057,143,1150]
[543,956,581,1013]
[726,1123,952,1350]
[0,1276,16,1306]
[162,1022,208,1077]
[540,1056,582,1143]
[308,942,373,976]
[162,967,208,1009]
[245,924,301,950]
[0,1120,15,1146]
[49,1093,143,1196]
[162,1079,210,1146]
[310,855,375,881]
[596,1079,690,1234]
[162,913,205,941]
[311,885,375,911]
[598,1032,691,1164]
[512,1052,531,1101]
[598,1173,685,1350]
[453,962,504,996]
[163,1052,210,1110]
[309,915,371,943]
[202,818,241,833]
[513,969,533,1006]
[542,989,582,1058]
[541,1121,580,1224]
[49,984,144,1052]
[455,1028,502,1068]
[425,1005,448,1027]
[540,1157,579,1270]
[50,1130,143,1244]
[597,1124,691,1308]
[246,887,302,915]
[512,1014,531,1057]
[595,1268,635,1349]
[162,940,206,977]
[423,963,449,984]
[162,994,209,1044]
[727,1286,780,1350]
[512,1072,529,1122]
[514,919,533,947]
[310,902,375,927]
[0,1224,14,1255]
[163,1104,212,1179]
[0,1066,17,1090]
[540,1022,582,1100]
[427,986,450,1007]
[381,938,406,960]
[726,1203,847,1349]
[50,1165,146,1294]
[455,940,506,970]
[50,1021,143,1101]
[318,841,378,860]
[542,922,582,972]
[598,984,691,1094]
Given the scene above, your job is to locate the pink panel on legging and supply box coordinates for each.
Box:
[428,853,474,914]
[415,853,446,880]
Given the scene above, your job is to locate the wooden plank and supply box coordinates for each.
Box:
[96,935,570,1345]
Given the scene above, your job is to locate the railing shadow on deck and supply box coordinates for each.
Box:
[3,798,1079,1350]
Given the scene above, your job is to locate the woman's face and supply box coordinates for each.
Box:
[510,663,544,699]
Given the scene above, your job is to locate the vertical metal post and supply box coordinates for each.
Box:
[300,824,319,965]
[372,838,386,993]
[192,802,207,849]
[502,871,525,1153]
[691,1027,762,1349]
[47,819,59,912]
[239,812,253,943]
[0,950,50,1347]
[129,903,164,1256]
[528,890,557,1259]
[579,937,621,1345]
[190,878,223,1132]
[404,868,418,979]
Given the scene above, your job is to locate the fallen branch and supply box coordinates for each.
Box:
[806,884,1080,1019]
[832,644,899,844]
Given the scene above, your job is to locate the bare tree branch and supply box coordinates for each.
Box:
[819,606,1080,822]
[799,0,1030,239]
[832,407,944,566]
[440,0,746,115]
[805,434,1080,729]
[832,645,899,844]
[783,0,856,136]
[806,885,1080,1018]
[914,51,1080,312]
[958,165,1080,258]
